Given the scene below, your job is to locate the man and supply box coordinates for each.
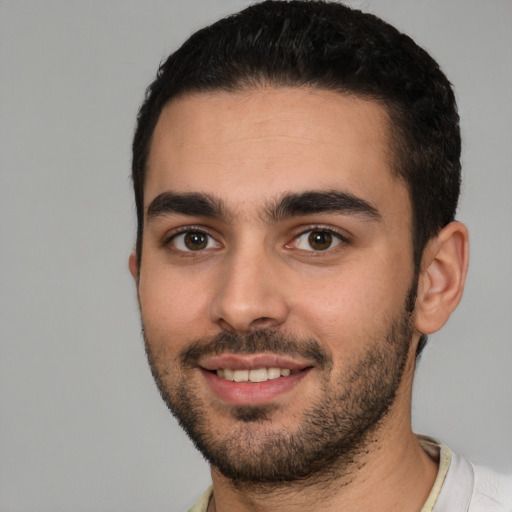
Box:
[128,1,512,511]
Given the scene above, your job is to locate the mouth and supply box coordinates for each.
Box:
[198,354,313,406]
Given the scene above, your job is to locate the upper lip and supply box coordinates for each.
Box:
[199,353,314,371]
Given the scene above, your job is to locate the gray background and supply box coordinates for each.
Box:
[1,1,511,510]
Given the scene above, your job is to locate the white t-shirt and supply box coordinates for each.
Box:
[419,436,512,512]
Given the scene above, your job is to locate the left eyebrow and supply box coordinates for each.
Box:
[266,190,381,222]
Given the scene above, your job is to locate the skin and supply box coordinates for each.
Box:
[129,87,469,512]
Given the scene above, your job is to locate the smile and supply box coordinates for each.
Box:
[197,353,314,405]
[216,367,292,383]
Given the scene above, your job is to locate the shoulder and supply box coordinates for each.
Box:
[470,462,512,512]
[437,447,512,512]
[417,435,512,512]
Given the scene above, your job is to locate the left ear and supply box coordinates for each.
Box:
[414,221,469,335]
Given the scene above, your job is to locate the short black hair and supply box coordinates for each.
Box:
[132,0,461,354]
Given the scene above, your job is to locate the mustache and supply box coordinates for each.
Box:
[180,330,330,368]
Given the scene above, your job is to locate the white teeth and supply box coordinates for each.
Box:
[216,367,293,382]
[233,369,249,382]
[222,369,234,381]
[248,368,268,382]
[267,367,281,380]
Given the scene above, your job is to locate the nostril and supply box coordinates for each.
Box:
[248,317,278,331]
[217,319,238,333]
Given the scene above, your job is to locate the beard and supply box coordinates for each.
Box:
[143,298,415,488]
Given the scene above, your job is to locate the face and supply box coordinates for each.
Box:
[132,88,419,483]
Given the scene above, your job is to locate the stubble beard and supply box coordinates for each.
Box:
[143,300,415,489]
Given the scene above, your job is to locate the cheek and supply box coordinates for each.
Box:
[138,269,211,350]
[288,256,411,346]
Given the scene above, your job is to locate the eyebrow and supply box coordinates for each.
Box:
[146,192,228,223]
[145,189,381,224]
[267,190,381,222]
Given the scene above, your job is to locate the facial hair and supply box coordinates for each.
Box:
[142,301,415,487]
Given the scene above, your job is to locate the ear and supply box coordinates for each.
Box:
[128,251,139,282]
[414,222,469,335]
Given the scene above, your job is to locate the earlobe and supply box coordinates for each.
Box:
[129,252,139,281]
[414,222,469,335]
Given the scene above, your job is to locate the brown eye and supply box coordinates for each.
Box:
[184,232,208,250]
[308,231,333,251]
[170,230,219,252]
[291,229,344,252]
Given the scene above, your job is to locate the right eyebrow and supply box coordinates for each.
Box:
[146,192,229,223]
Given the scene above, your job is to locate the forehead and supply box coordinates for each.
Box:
[145,87,408,219]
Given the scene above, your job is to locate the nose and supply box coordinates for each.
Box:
[209,247,290,333]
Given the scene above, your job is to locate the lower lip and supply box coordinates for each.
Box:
[200,368,311,406]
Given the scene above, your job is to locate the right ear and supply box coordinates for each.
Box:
[413,221,469,336]
[129,251,139,281]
